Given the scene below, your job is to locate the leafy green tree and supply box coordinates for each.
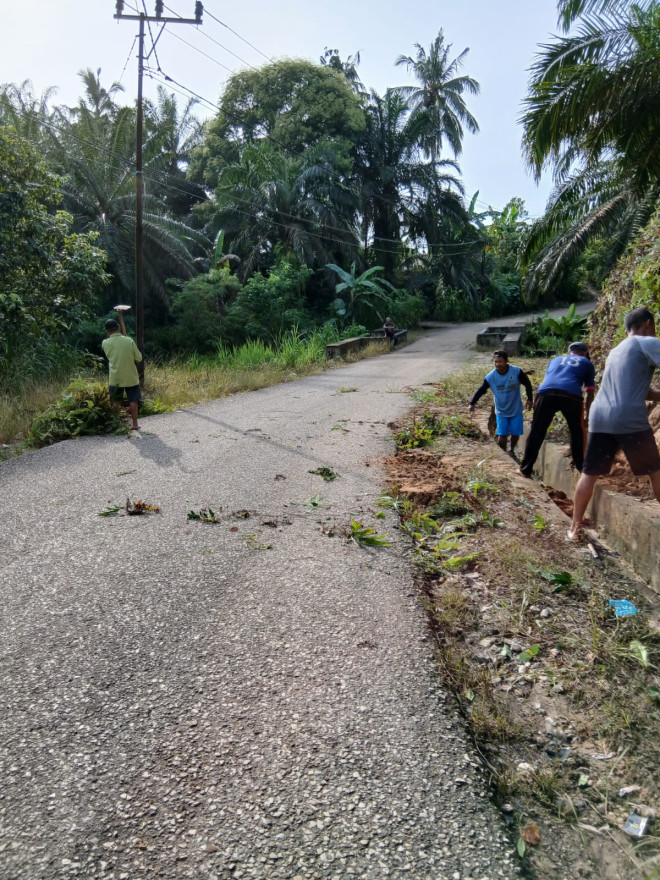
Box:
[163,266,242,353]
[0,127,109,364]
[213,141,358,279]
[0,80,58,155]
[320,48,366,95]
[71,68,124,120]
[395,30,480,160]
[188,59,366,188]
[224,262,313,344]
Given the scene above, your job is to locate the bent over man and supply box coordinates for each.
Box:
[520,341,596,477]
[568,307,660,540]
[469,350,533,458]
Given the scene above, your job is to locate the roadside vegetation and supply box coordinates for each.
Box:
[1,26,542,448]
[384,364,660,880]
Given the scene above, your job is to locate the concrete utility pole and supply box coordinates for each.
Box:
[114,0,203,383]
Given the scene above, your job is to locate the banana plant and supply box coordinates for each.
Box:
[326,261,396,323]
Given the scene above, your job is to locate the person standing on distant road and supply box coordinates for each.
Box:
[568,307,660,541]
[519,341,596,478]
[469,350,533,458]
[102,316,143,431]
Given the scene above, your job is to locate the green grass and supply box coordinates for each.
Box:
[0,329,397,451]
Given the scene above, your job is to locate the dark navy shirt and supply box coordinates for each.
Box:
[537,354,596,398]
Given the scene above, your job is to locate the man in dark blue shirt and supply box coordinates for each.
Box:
[520,342,596,477]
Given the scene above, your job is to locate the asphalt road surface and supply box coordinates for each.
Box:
[0,318,552,880]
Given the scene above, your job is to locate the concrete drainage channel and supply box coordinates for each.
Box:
[530,435,660,592]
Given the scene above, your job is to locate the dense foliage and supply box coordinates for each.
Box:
[0,127,109,372]
[1,28,537,388]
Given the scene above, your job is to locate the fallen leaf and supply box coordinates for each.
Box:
[522,823,540,846]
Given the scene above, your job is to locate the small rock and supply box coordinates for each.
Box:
[540,609,551,618]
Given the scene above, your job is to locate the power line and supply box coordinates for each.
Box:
[161,2,261,71]
[202,4,274,63]
[164,28,235,74]
[117,34,139,85]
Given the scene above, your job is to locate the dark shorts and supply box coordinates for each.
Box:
[109,384,141,404]
[582,429,660,477]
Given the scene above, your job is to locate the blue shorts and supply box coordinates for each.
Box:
[496,413,524,437]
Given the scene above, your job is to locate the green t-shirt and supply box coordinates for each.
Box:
[102,333,142,387]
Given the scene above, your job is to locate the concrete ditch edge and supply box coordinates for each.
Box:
[531,437,660,593]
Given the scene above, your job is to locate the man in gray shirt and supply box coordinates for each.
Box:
[568,307,660,540]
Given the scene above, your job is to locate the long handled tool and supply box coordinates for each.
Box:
[114,304,131,336]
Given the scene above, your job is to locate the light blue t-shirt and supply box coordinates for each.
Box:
[589,335,660,434]
[484,365,525,418]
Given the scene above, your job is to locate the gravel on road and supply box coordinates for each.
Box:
[0,324,523,879]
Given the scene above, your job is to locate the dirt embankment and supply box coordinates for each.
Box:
[383,404,660,880]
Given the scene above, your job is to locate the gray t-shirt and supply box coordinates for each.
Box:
[589,335,660,434]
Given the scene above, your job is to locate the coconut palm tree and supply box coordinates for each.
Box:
[0,80,58,154]
[395,30,480,161]
[143,86,206,218]
[520,1,660,301]
[49,98,209,313]
[213,141,358,279]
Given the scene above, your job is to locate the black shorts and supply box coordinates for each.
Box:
[109,384,141,404]
[582,429,660,477]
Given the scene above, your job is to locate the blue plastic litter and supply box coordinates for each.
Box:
[608,599,639,618]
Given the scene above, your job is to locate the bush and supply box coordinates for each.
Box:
[167,267,243,354]
[26,380,126,447]
[223,262,313,345]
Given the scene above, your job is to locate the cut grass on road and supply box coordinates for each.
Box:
[0,337,396,454]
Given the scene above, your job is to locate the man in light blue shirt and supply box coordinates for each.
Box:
[469,350,533,457]
[568,308,660,540]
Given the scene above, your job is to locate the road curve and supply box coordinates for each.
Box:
[0,320,537,880]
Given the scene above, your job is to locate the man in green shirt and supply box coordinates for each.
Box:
[101,318,143,430]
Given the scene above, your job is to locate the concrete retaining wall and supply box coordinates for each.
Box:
[531,437,660,593]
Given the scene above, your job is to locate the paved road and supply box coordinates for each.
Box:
[0,317,555,880]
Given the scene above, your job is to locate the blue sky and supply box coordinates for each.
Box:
[0,0,561,216]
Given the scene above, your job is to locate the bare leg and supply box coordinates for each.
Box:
[568,473,599,539]
[129,402,140,430]
[649,469,660,502]
[497,435,508,451]
[510,436,520,454]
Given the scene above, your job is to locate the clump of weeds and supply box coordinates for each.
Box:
[309,466,339,481]
[345,520,392,548]
[187,507,221,523]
